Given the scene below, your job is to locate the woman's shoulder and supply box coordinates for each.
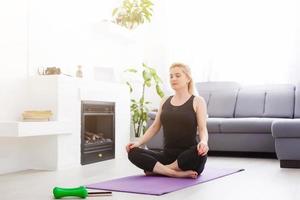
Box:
[161,95,172,104]
[193,95,207,110]
[158,96,172,109]
[193,95,206,104]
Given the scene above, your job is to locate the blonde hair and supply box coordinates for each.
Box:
[170,62,195,95]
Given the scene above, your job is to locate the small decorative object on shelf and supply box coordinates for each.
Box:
[22,110,53,121]
[76,65,83,78]
[38,67,61,75]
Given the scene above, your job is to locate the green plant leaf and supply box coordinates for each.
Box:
[132,111,139,123]
[126,81,133,93]
[142,70,151,82]
[142,62,148,68]
[145,80,151,87]
[112,0,153,30]
[131,99,138,104]
[144,14,151,22]
[139,97,144,105]
[130,103,138,110]
[112,8,118,16]
[142,111,148,121]
[156,84,165,98]
[124,68,137,73]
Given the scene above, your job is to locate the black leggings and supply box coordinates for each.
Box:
[128,145,207,174]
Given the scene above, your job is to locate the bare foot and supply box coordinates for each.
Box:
[165,161,181,171]
[172,170,198,179]
[165,162,198,178]
[152,162,198,179]
[165,163,179,171]
[146,170,198,178]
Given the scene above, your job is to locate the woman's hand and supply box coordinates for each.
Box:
[126,142,140,153]
[197,141,209,156]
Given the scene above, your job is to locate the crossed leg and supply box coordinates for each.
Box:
[144,160,181,176]
[151,146,207,178]
[128,147,200,179]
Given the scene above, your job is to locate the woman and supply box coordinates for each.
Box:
[126,63,209,179]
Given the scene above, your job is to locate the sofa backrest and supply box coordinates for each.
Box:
[235,86,265,117]
[235,84,295,118]
[195,82,240,118]
[294,84,300,118]
[263,85,295,118]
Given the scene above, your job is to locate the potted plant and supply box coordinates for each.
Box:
[124,63,164,137]
[112,0,154,30]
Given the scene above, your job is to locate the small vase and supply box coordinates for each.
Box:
[76,65,83,78]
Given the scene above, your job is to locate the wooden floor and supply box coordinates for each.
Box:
[1,155,300,200]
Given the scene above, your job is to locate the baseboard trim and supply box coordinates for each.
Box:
[280,160,300,168]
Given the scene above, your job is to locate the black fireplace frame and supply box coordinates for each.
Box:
[81,100,115,165]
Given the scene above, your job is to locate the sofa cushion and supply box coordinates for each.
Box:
[207,90,238,118]
[295,84,300,118]
[220,118,275,133]
[235,88,265,117]
[208,133,275,152]
[263,85,295,118]
[272,119,300,138]
[207,118,222,132]
[196,82,240,118]
[146,127,164,150]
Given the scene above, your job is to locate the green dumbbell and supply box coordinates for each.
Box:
[53,186,88,199]
[53,186,112,199]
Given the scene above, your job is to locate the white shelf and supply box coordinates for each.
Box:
[0,121,72,137]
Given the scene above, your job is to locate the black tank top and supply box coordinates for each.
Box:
[160,95,198,150]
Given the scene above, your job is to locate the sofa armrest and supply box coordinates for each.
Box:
[272,119,300,138]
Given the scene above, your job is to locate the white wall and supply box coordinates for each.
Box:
[0,0,146,116]
[127,0,300,109]
[0,0,29,173]
[1,0,299,109]
[0,0,134,174]
[0,0,28,79]
[1,0,299,120]
[163,0,300,85]
[27,0,141,78]
[289,0,300,84]
[0,0,146,80]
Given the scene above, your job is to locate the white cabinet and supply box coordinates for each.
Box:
[0,76,130,174]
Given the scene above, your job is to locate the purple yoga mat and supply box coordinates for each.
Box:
[86,167,244,195]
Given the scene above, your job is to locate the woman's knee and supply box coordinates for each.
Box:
[196,155,207,174]
[127,147,140,162]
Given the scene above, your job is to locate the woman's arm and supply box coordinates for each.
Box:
[194,96,209,155]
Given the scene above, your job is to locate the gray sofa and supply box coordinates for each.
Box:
[146,82,300,168]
